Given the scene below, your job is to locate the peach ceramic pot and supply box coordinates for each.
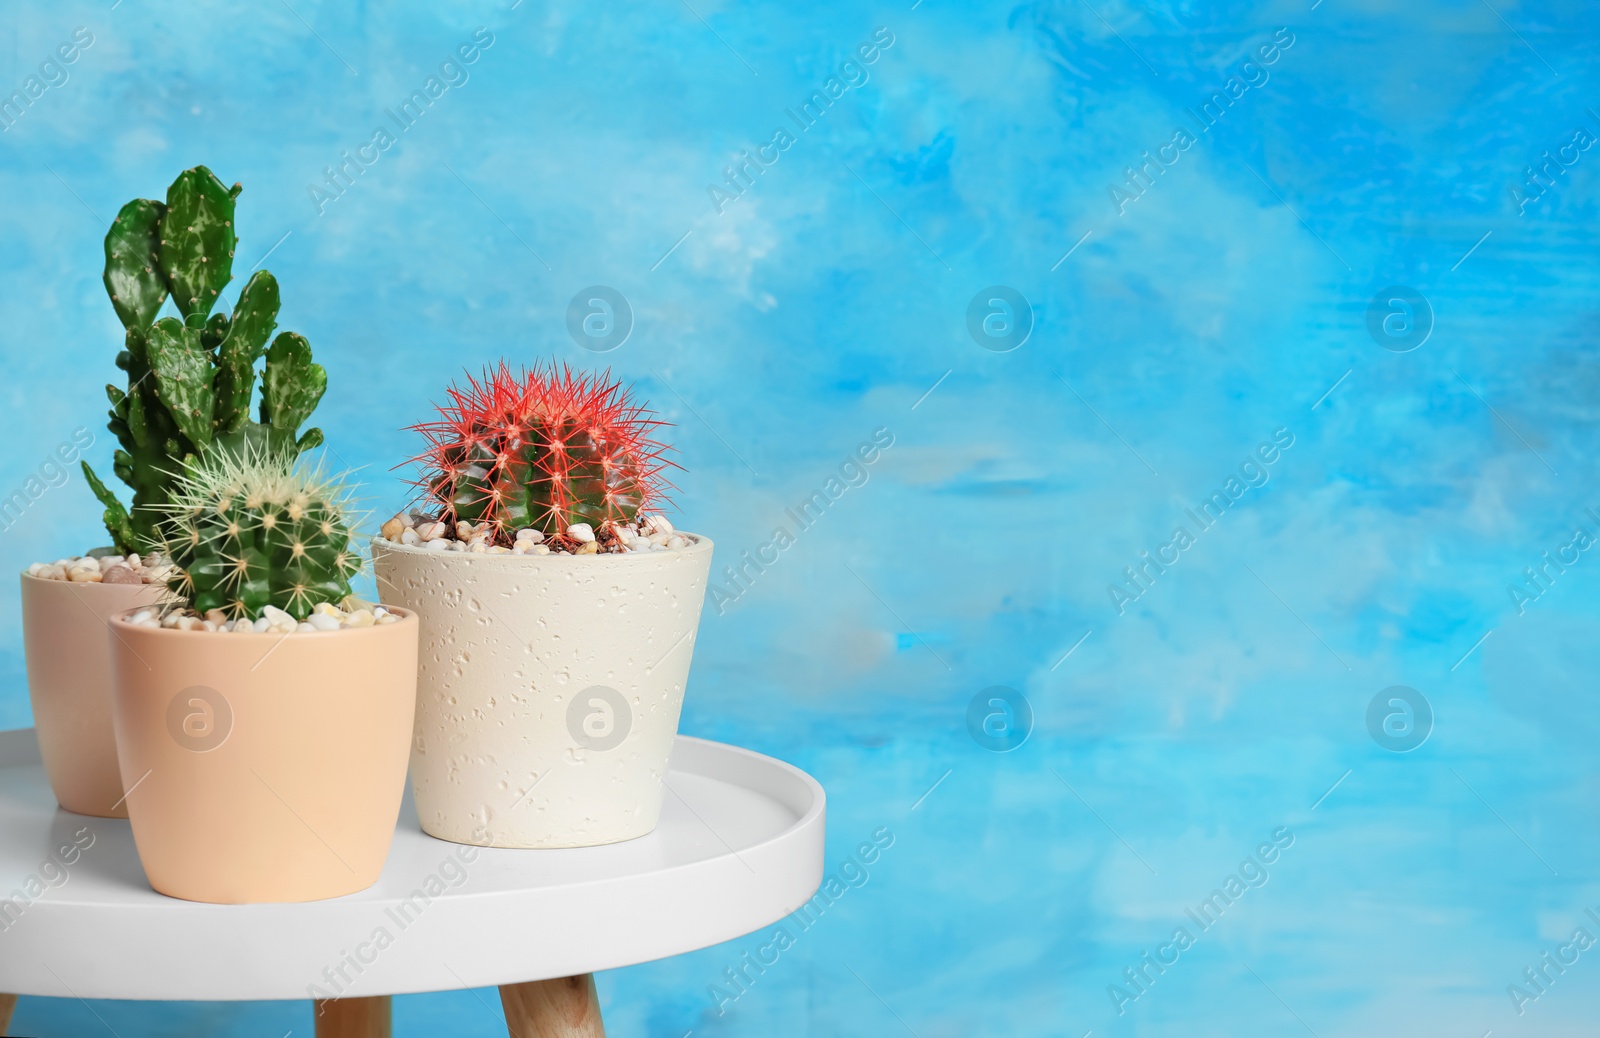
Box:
[107,609,419,904]
[371,535,713,849]
[21,573,164,818]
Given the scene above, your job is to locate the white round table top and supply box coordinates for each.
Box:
[0,727,825,1001]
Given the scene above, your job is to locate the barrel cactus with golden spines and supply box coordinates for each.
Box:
[158,446,362,621]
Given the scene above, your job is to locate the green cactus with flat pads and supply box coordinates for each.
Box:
[85,166,326,555]
[159,446,361,621]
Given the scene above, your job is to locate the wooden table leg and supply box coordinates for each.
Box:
[499,975,605,1037]
[313,995,391,1038]
[0,993,16,1035]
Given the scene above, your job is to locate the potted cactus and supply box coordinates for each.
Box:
[21,165,327,818]
[107,445,419,904]
[371,364,713,848]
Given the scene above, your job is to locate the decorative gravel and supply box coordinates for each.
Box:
[123,602,402,634]
[26,553,173,585]
[377,512,691,556]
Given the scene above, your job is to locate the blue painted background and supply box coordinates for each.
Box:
[3,0,1599,1034]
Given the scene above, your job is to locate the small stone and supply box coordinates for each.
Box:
[575,540,599,555]
[642,514,674,536]
[308,613,341,631]
[376,612,400,624]
[567,523,596,543]
[401,528,422,546]
[456,521,479,541]
[174,616,202,632]
[648,532,671,547]
[313,602,343,618]
[129,610,154,625]
[204,608,229,625]
[231,619,255,632]
[162,613,181,628]
[418,521,448,542]
[297,622,316,633]
[533,544,550,555]
[25,563,44,577]
[201,620,218,632]
[262,606,298,633]
[514,527,544,544]
[344,609,376,628]
[467,540,489,553]
[448,539,466,551]
[95,555,125,572]
[488,545,510,554]
[381,516,406,542]
[126,553,141,570]
[424,538,451,552]
[66,565,103,583]
[252,617,271,633]
[667,535,688,549]
[101,565,141,584]
[400,513,417,528]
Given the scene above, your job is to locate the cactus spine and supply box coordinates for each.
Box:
[411,364,672,543]
[85,166,328,555]
[159,446,362,621]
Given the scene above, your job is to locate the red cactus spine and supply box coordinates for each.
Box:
[410,364,672,542]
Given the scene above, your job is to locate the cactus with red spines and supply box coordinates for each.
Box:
[408,364,673,544]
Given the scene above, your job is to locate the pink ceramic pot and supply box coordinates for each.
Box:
[21,573,163,817]
[107,609,419,904]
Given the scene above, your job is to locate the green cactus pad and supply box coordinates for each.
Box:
[102,199,168,333]
[214,271,281,434]
[224,271,280,364]
[80,462,136,556]
[201,312,231,355]
[261,332,326,432]
[159,166,237,323]
[145,317,215,451]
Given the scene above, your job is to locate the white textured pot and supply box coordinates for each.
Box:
[371,534,713,848]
